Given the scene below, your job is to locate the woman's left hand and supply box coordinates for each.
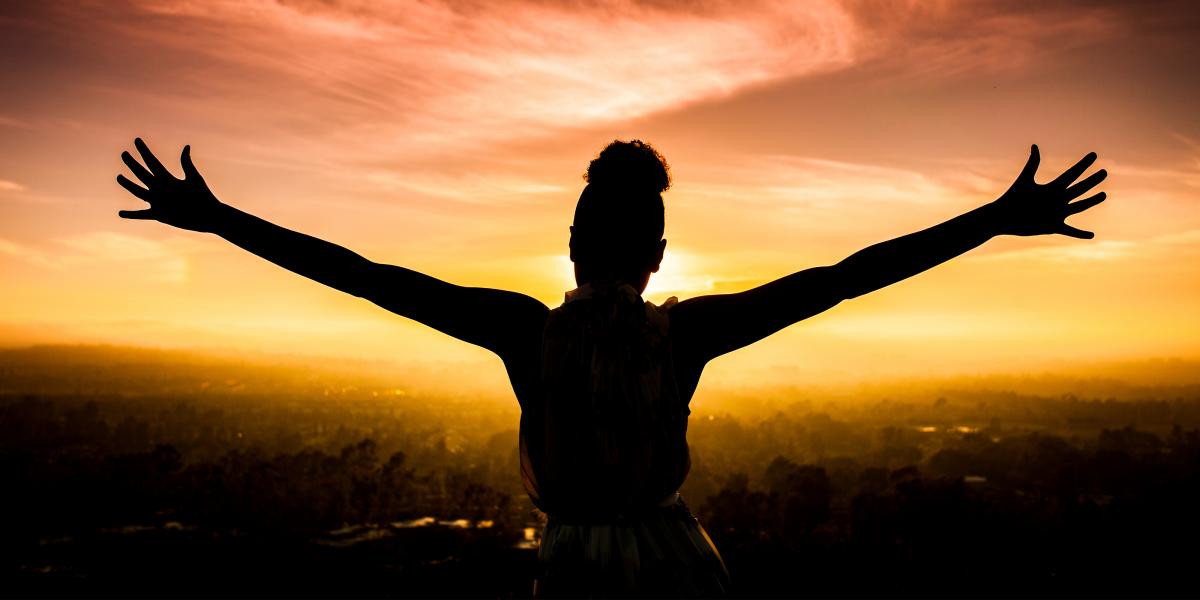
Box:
[988,144,1108,239]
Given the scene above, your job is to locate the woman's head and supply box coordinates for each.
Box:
[570,140,670,292]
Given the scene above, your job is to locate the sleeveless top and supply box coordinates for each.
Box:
[519,283,691,522]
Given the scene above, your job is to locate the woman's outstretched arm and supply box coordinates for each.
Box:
[115,138,548,357]
[669,145,1108,366]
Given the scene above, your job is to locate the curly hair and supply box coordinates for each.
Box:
[584,139,671,194]
[571,140,670,276]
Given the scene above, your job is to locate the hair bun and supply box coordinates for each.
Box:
[585,139,671,194]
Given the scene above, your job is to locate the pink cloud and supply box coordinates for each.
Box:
[0,179,25,192]
[99,0,858,164]
[843,0,1123,80]
[4,1,1134,180]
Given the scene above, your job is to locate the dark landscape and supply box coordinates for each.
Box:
[2,346,1199,598]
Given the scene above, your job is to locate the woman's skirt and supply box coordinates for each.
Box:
[534,496,730,598]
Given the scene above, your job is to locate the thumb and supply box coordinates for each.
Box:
[1017,144,1040,183]
[181,145,202,180]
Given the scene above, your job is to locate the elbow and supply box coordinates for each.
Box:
[340,258,380,299]
[817,264,855,303]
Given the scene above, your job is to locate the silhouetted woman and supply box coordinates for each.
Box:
[116,138,1107,597]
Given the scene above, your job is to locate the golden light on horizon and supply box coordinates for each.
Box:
[642,248,715,301]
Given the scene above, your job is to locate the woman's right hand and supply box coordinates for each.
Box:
[116,138,226,233]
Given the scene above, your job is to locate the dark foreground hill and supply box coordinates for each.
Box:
[2,345,1199,597]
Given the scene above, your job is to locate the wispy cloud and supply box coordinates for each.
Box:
[0,232,192,283]
[844,0,1123,80]
[974,229,1200,264]
[360,170,567,205]
[1170,132,1200,174]
[8,0,1137,180]
[683,154,980,213]
[0,179,25,192]
[0,115,32,129]
[85,0,859,166]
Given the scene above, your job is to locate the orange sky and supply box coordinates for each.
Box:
[1,0,1198,386]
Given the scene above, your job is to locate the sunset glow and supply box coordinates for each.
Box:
[2,1,1198,384]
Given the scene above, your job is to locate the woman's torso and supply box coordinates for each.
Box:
[506,283,704,521]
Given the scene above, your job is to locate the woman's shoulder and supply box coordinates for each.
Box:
[643,295,677,335]
[544,284,678,337]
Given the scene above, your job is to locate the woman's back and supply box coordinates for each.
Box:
[521,282,690,521]
[519,282,729,597]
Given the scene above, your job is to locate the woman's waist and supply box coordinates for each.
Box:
[544,492,694,527]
